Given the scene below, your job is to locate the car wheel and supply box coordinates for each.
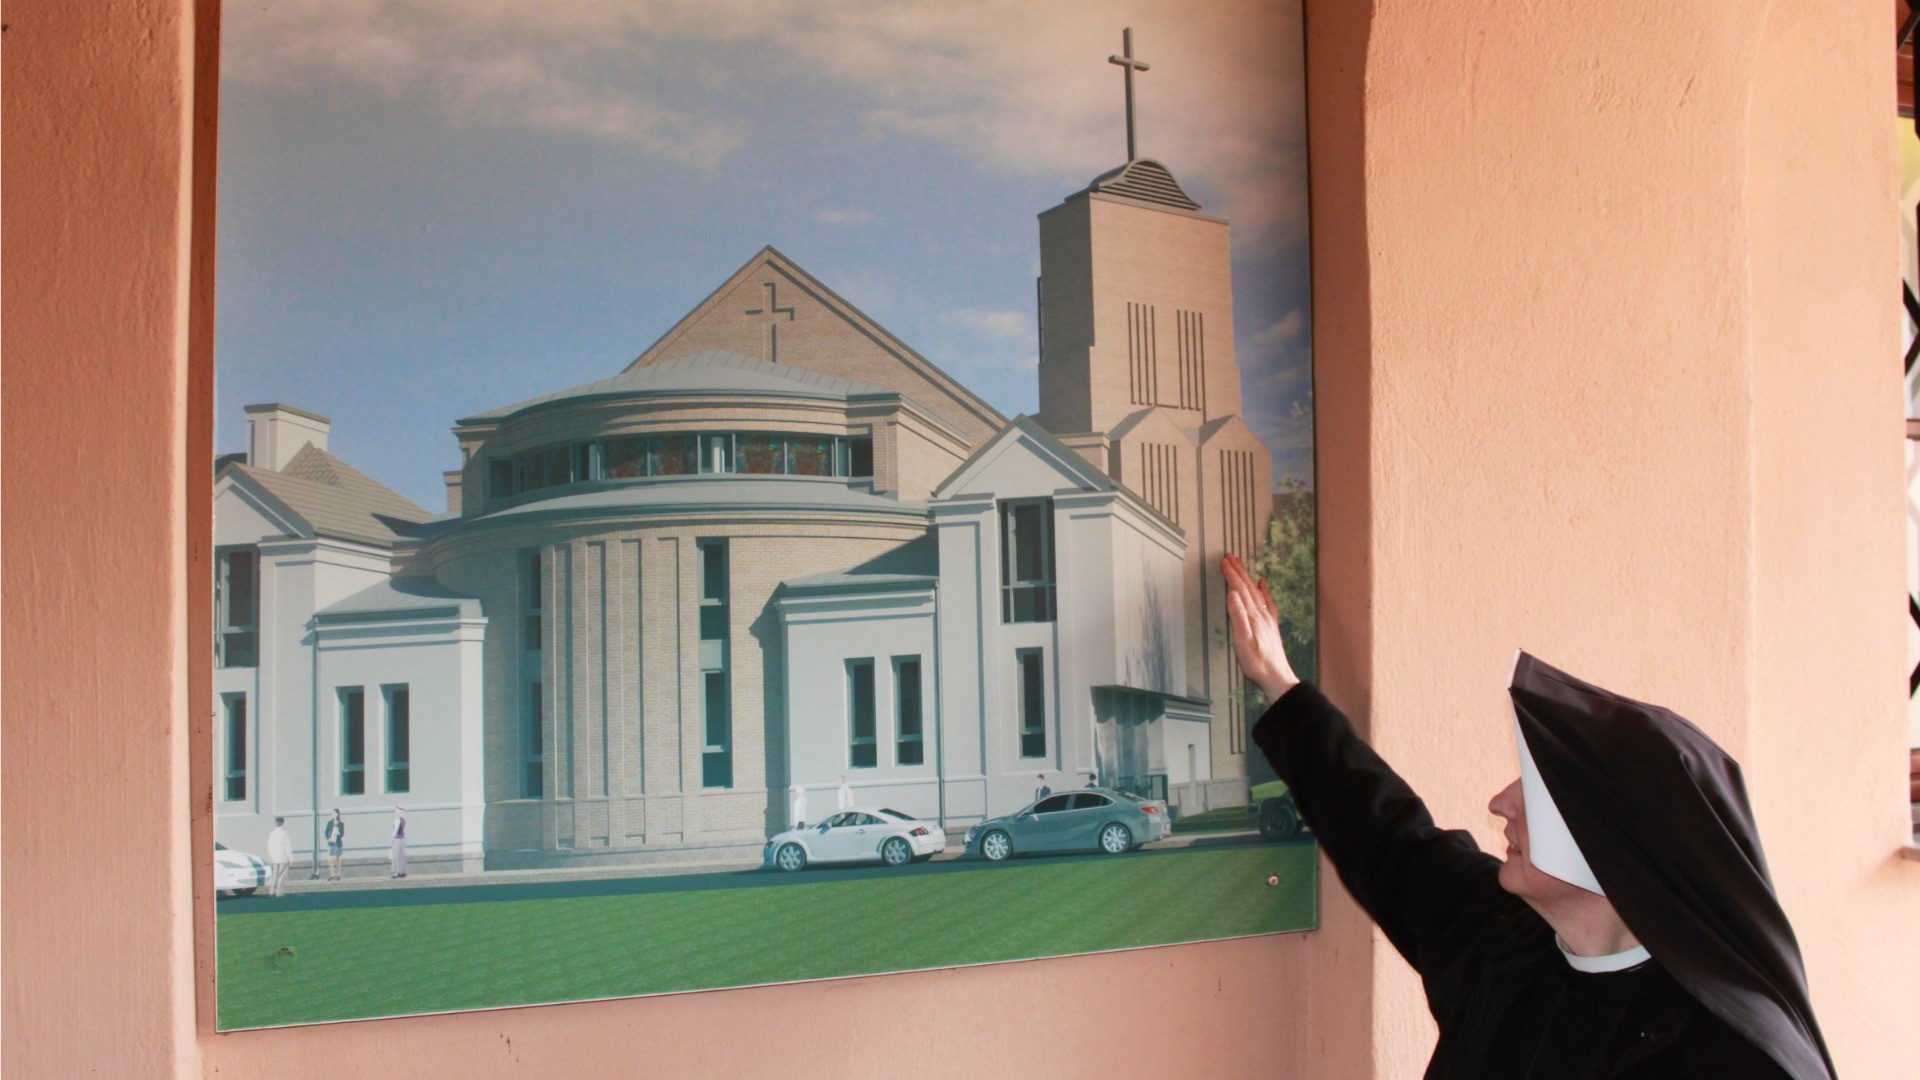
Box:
[1098,822,1133,854]
[1259,798,1302,842]
[774,842,808,872]
[880,837,912,867]
[231,887,257,898]
[980,829,1013,861]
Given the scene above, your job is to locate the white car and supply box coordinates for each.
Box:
[764,807,946,872]
[214,842,268,898]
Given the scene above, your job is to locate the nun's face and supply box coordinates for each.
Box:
[1489,779,1590,904]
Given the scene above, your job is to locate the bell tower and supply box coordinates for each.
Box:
[1034,28,1271,793]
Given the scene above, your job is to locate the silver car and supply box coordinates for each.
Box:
[965,787,1170,861]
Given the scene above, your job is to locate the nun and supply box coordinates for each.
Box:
[1222,554,1833,1079]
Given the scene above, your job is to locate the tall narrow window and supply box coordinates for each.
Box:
[215,547,259,667]
[223,693,248,801]
[339,687,366,795]
[524,682,544,797]
[699,538,732,788]
[699,539,728,642]
[894,657,923,766]
[848,659,877,768]
[385,685,411,794]
[1000,498,1056,622]
[524,548,544,651]
[702,671,732,788]
[1017,649,1047,758]
[848,435,874,478]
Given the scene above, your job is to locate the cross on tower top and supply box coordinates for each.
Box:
[1108,27,1150,162]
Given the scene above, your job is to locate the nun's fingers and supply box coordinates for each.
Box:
[1258,578,1280,622]
[1221,553,1258,602]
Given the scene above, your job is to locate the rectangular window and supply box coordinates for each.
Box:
[789,435,834,476]
[215,548,259,667]
[702,671,732,788]
[848,659,877,768]
[1017,649,1047,758]
[525,681,544,797]
[894,657,923,766]
[572,442,597,482]
[487,458,515,498]
[699,539,728,642]
[223,694,247,801]
[523,549,544,651]
[603,436,646,479]
[736,433,784,475]
[848,436,874,478]
[385,685,411,794]
[652,434,698,476]
[339,687,366,795]
[701,433,734,474]
[1000,498,1056,623]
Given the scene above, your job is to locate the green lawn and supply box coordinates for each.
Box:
[217,843,1317,1030]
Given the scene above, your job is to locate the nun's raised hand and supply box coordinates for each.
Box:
[1222,553,1299,701]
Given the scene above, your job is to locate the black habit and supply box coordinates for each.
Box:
[1253,678,1829,1078]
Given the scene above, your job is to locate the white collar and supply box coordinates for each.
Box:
[1557,936,1651,973]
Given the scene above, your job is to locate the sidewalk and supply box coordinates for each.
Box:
[271,826,1267,896]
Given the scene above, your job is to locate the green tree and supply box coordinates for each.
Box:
[1249,478,1316,702]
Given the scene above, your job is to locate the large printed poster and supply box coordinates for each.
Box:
[210,1,1318,1029]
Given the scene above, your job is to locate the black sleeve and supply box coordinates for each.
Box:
[1251,682,1521,974]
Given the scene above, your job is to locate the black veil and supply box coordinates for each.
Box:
[1509,652,1835,1080]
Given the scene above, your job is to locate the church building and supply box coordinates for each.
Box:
[213,109,1274,872]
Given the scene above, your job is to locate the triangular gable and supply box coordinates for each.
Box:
[1198,412,1263,450]
[1109,406,1199,447]
[626,246,1007,446]
[932,415,1115,501]
[215,466,315,544]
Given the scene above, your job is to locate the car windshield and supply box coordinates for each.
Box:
[1121,792,1148,803]
[878,808,913,821]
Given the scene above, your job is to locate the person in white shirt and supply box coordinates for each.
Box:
[389,806,408,879]
[265,817,293,897]
[790,784,809,829]
[836,775,853,811]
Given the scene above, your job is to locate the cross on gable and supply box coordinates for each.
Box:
[1108,27,1150,162]
[743,281,797,363]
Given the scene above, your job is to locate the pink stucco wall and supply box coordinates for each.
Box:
[1309,2,1920,1077]
[3,1,1915,1078]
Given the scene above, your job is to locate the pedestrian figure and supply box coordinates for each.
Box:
[836,774,853,811]
[1034,774,1051,802]
[1084,772,1098,788]
[323,808,345,881]
[265,816,292,897]
[389,806,408,878]
[791,784,809,829]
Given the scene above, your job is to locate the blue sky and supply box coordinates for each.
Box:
[217,0,1311,510]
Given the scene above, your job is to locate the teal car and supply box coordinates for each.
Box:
[965,787,1170,861]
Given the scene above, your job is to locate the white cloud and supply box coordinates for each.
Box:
[813,208,874,226]
[940,308,1030,341]
[1254,309,1305,348]
[224,0,1308,248]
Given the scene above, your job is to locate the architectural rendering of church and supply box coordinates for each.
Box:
[213,154,1274,872]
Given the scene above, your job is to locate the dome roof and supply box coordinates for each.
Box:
[460,348,899,424]
[1080,158,1201,212]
